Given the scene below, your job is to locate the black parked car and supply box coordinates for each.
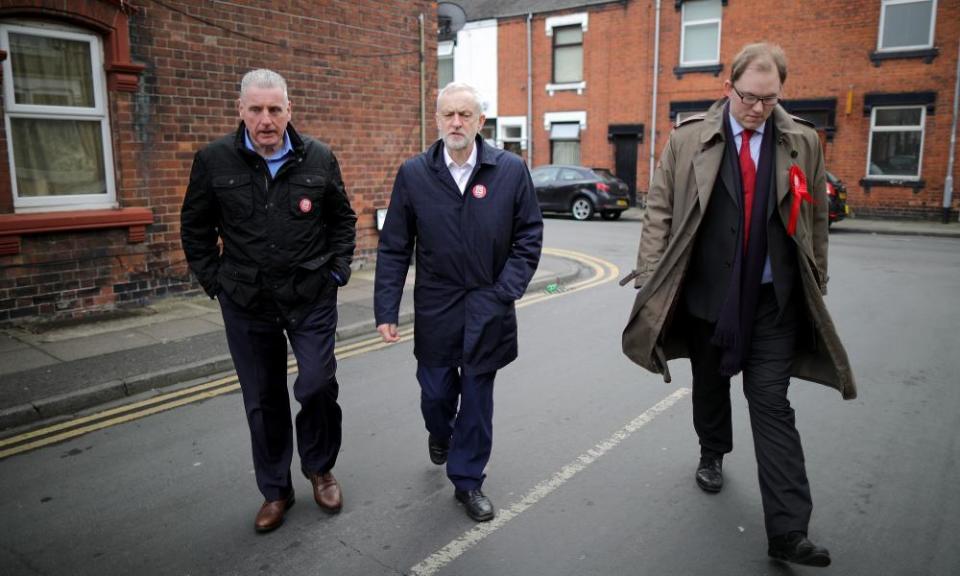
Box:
[591,167,637,207]
[825,171,849,226]
[530,165,631,221]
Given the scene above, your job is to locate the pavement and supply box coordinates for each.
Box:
[0,251,584,433]
[0,214,957,433]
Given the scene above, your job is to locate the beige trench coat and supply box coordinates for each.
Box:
[622,100,857,400]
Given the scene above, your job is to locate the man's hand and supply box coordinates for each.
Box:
[377,323,400,343]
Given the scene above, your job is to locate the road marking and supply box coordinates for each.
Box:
[409,387,691,576]
[0,249,617,459]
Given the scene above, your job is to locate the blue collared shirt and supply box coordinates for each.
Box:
[244,129,293,178]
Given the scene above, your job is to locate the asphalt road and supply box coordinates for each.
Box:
[1,212,958,576]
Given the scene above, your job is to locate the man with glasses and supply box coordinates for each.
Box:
[623,43,856,566]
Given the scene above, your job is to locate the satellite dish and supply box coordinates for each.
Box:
[438,2,467,42]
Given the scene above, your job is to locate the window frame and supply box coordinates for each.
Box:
[877,0,937,53]
[865,105,926,181]
[437,40,454,89]
[497,116,527,152]
[0,22,117,213]
[552,24,583,84]
[548,121,582,165]
[680,0,722,67]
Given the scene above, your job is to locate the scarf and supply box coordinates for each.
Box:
[712,110,775,376]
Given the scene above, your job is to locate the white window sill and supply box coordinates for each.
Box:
[546,81,586,96]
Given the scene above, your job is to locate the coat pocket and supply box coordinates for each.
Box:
[213,174,253,221]
[293,253,334,301]
[218,259,260,308]
[288,173,326,218]
[463,288,517,370]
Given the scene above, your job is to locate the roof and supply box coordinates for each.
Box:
[448,0,625,21]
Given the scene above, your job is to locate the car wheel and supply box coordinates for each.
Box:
[600,211,622,221]
[571,197,594,221]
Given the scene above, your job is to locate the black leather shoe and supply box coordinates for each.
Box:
[696,456,723,493]
[454,489,495,522]
[428,436,450,465]
[768,531,831,567]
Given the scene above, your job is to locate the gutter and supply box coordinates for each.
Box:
[648,0,662,190]
[527,12,534,166]
[945,38,959,223]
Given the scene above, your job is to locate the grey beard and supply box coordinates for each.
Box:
[443,134,471,151]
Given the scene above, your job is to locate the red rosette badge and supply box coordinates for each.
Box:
[787,165,813,236]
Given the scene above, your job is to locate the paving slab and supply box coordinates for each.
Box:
[0,348,58,376]
[135,317,224,343]
[39,330,160,362]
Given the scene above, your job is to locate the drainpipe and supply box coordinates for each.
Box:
[419,13,427,151]
[647,0,662,191]
[945,38,960,223]
[527,12,534,167]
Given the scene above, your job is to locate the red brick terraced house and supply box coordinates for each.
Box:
[447,0,960,220]
[0,0,437,325]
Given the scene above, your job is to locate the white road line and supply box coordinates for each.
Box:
[409,387,691,576]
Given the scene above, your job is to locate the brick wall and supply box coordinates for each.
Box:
[498,2,653,173]
[0,0,435,325]
[494,0,959,220]
[654,0,960,221]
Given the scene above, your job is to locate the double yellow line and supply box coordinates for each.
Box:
[0,249,617,460]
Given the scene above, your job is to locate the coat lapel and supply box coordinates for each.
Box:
[694,106,727,211]
[427,139,470,201]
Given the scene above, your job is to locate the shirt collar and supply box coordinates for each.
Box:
[244,129,293,160]
[727,112,766,139]
[443,141,477,169]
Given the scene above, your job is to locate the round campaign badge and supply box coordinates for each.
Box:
[471,184,487,199]
[299,197,313,213]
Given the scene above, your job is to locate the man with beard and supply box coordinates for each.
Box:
[374,82,542,522]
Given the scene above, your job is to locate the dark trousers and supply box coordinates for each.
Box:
[686,284,812,538]
[416,365,496,491]
[219,294,342,501]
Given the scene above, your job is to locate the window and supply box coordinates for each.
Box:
[438,40,454,89]
[680,0,722,66]
[553,25,583,84]
[481,118,496,142]
[866,106,925,179]
[669,100,713,124]
[550,123,581,165]
[878,0,936,52]
[545,13,587,94]
[1,24,116,212]
[781,98,838,141]
[532,166,559,186]
[559,168,583,181]
[497,116,527,156]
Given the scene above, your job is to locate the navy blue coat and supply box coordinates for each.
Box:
[374,137,543,374]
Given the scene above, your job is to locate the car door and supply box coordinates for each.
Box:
[557,167,588,209]
[531,166,560,210]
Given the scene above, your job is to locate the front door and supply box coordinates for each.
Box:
[613,135,638,205]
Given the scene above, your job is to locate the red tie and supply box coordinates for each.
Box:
[739,129,756,251]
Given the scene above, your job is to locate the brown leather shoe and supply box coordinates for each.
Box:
[254,492,295,533]
[304,471,342,513]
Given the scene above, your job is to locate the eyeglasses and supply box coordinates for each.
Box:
[732,85,780,107]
